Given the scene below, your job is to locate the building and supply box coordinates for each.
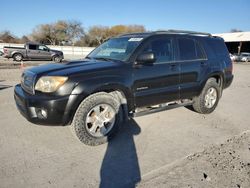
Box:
[213,32,250,54]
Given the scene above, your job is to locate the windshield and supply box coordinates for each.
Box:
[87,37,144,61]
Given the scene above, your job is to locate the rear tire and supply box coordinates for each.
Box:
[192,78,220,114]
[72,92,123,146]
[13,53,23,62]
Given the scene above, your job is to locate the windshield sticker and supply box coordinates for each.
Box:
[128,38,143,42]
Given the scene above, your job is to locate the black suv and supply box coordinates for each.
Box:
[14,30,233,145]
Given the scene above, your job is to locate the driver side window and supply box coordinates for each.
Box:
[142,38,174,63]
[38,45,47,51]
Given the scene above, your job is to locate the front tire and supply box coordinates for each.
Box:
[192,78,220,114]
[72,92,123,146]
[53,55,61,63]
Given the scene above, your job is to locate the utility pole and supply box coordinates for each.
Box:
[238,42,242,55]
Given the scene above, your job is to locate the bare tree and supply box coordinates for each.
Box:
[30,22,145,46]
[31,20,84,45]
[0,31,19,43]
[67,20,84,45]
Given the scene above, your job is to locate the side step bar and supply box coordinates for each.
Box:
[131,101,193,118]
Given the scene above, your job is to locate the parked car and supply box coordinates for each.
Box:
[229,53,240,62]
[239,52,250,62]
[3,42,64,62]
[229,53,241,62]
[14,30,233,146]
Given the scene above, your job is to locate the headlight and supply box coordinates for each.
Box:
[35,76,68,93]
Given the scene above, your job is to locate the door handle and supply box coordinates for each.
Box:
[200,62,206,67]
[170,64,178,71]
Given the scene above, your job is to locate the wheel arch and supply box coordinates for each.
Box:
[199,72,224,96]
[12,52,24,58]
[63,82,134,125]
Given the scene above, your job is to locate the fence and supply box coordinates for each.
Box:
[0,43,94,57]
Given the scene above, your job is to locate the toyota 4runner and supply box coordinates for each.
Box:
[14,30,234,145]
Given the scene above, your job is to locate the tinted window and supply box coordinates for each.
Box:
[29,44,37,50]
[206,39,229,57]
[142,38,173,63]
[178,38,206,60]
[195,41,206,59]
[178,38,196,60]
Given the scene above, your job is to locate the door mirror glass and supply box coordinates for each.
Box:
[136,52,156,64]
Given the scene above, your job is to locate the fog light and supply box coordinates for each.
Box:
[41,109,47,118]
[36,108,48,119]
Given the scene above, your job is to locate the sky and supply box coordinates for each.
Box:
[0,0,250,37]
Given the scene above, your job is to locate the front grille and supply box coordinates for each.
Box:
[21,71,36,94]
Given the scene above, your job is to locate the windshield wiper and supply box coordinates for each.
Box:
[85,56,92,59]
[92,57,124,63]
[94,57,113,61]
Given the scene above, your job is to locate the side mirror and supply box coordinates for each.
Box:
[136,52,156,64]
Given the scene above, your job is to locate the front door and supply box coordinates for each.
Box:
[37,45,51,59]
[133,36,180,107]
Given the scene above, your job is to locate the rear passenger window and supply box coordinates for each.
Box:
[195,42,206,59]
[29,44,37,50]
[178,38,206,61]
[142,38,173,63]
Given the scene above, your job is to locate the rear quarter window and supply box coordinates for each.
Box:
[205,38,229,58]
[177,37,206,61]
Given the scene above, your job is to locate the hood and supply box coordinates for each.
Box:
[50,49,63,54]
[27,59,123,77]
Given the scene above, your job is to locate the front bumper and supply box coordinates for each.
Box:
[14,84,76,125]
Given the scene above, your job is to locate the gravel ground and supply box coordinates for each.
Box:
[138,131,250,188]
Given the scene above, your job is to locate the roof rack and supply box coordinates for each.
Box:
[155,29,212,37]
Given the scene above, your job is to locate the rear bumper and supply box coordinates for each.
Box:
[3,54,10,58]
[14,84,79,125]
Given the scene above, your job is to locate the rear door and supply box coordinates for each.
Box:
[27,44,39,59]
[177,37,208,99]
[133,35,180,107]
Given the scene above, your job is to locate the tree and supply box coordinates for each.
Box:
[31,20,84,45]
[87,26,110,45]
[31,24,56,45]
[67,20,84,45]
[20,35,30,43]
[0,31,19,43]
[109,25,145,36]
[31,22,145,46]
[84,24,146,46]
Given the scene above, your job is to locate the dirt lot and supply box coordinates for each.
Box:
[0,63,250,188]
